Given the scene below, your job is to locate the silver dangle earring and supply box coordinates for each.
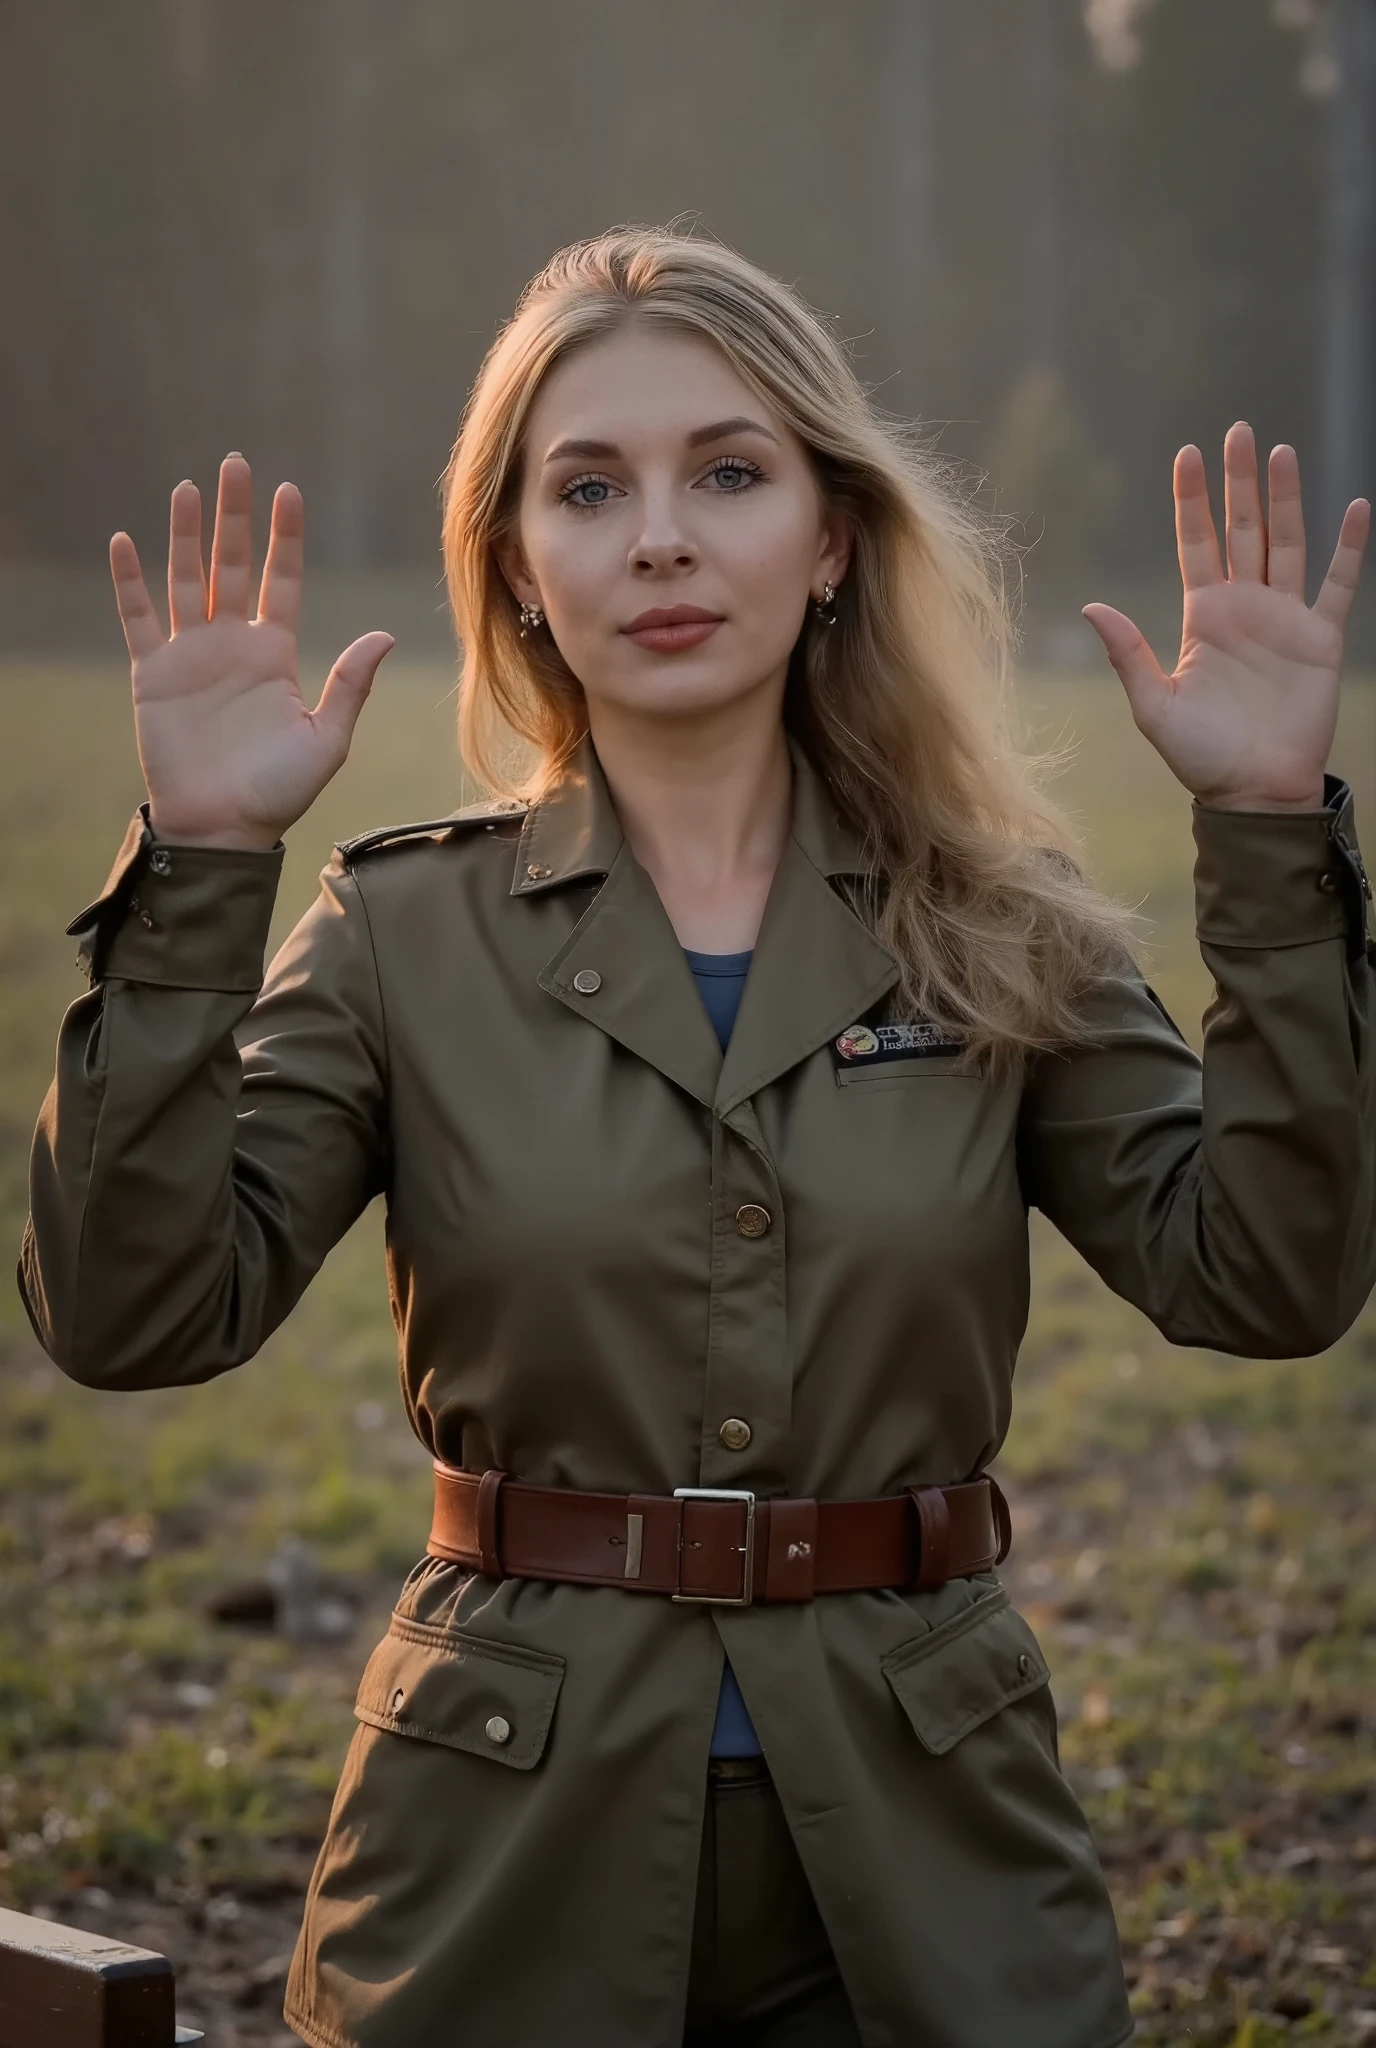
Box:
[518,601,546,638]
[812,581,838,627]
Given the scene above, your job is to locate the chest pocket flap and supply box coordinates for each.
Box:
[835,1054,969,1085]
[881,1585,1050,1755]
[355,1614,565,1771]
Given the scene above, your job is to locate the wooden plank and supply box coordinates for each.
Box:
[0,1905,202,2047]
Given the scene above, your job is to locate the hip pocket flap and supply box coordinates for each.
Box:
[354,1614,565,1771]
[881,1587,1050,1755]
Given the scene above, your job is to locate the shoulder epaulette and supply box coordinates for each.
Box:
[336,797,528,865]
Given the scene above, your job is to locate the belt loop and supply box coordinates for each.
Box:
[670,1492,686,1595]
[906,1484,952,1591]
[985,1473,1013,1565]
[476,1468,509,1577]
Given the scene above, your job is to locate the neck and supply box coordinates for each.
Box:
[587,691,793,954]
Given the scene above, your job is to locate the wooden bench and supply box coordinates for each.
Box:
[0,1906,204,2046]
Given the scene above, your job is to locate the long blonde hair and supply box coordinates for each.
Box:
[442,225,1134,1074]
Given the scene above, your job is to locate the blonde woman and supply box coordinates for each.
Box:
[21,228,1375,2048]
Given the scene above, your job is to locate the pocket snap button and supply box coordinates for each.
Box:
[1017,1652,1032,1678]
[572,968,602,995]
[485,1714,512,1745]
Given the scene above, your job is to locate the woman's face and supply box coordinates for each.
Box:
[498,322,849,727]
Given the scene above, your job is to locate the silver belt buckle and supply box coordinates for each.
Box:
[671,1486,756,1605]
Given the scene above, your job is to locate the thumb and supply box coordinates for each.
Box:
[1081,604,1168,725]
[312,631,395,761]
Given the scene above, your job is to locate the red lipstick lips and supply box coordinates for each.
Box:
[622,604,724,653]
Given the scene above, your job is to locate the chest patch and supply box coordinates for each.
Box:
[833,1020,968,1066]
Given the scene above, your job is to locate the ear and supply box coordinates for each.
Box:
[813,505,854,598]
[493,532,542,609]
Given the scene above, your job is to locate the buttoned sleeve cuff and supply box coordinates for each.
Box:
[1192,773,1373,959]
[66,805,285,991]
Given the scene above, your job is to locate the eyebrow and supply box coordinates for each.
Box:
[687,415,780,449]
[541,415,780,464]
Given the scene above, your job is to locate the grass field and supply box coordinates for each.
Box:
[0,646,1373,2046]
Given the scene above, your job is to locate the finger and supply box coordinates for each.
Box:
[1174,445,1225,589]
[310,632,395,765]
[1265,444,1306,599]
[257,482,305,633]
[109,532,167,660]
[167,479,207,633]
[208,453,254,619]
[1081,603,1170,725]
[1313,498,1371,629]
[1223,421,1267,582]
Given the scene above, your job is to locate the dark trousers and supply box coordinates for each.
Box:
[683,1755,863,2047]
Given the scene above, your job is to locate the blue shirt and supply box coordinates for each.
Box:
[683,948,764,1759]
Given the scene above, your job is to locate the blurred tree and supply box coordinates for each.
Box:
[1019,0,1073,373]
[1080,0,1326,577]
[884,0,939,389]
[1,4,174,558]
[1318,0,1376,549]
[318,0,378,567]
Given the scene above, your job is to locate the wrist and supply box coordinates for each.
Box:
[146,807,283,853]
[1194,786,1326,815]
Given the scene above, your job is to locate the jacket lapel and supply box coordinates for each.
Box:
[539,847,724,1107]
[522,740,723,1107]
[714,743,899,1119]
[518,733,899,1115]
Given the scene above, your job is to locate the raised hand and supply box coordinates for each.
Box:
[1083,424,1370,811]
[109,456,394,850]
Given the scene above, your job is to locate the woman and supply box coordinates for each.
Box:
[20,228,1375,2048]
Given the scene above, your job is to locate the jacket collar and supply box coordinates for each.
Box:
[512,731,870,894]
[511,738,625,895]
[523,732,898,1116]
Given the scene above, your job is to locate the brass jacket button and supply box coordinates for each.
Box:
[572,968,602,994]
[735,1203,771,1239]
[485,1714,512,1745]
[718,1417,752,1451]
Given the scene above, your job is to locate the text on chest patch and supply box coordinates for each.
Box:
[834,1020,968,1065]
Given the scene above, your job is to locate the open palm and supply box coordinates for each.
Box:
[110,456,393,850]
[1084,424,1370,811]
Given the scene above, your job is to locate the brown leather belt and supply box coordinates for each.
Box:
[427,1462,1012,1605]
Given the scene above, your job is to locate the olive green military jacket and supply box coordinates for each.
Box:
[20,735,1376,2048]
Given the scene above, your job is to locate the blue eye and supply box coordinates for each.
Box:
[558,473,619,509]
[698,458,763,494]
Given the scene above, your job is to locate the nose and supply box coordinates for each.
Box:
[627,489,698,576]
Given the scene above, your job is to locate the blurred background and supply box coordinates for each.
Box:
[1,0,1373,656]
[1,7,1375,2047]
